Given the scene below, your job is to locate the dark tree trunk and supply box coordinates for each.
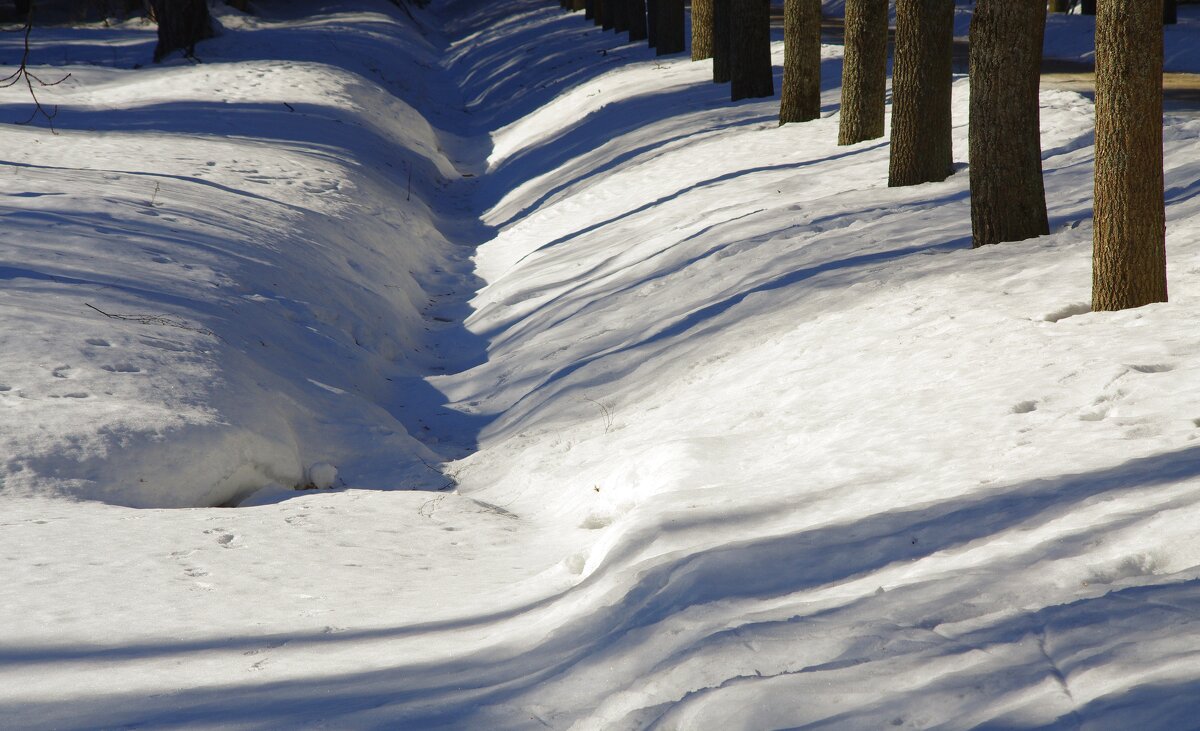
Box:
[712,0,732,82]
[692,0,714,60]
[888,0,954,187]
[14,0,31,16]
[968,0,1049,248]
[656,0,685,55]
[838,0,887,144]
[614,0,629,32]
[1164,0,1176,24]
[571,0,586,10]
[730,0,773,100]
[629,0,647,40]
[1080,0,1095,15]
[780,0,821,123]
[1093,0,1167,310]
[1048,0,1069,11]
[151,0,213,62]
[601,0,615,29]
[586,0,596,20]
[648,0,659,46]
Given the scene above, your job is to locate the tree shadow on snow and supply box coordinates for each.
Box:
[5,446,1200,727]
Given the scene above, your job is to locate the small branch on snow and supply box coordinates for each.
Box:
[85,302,216,337]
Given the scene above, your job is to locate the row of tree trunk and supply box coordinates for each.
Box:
[567,0,1170,310]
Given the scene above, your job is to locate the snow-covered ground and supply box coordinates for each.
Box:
[3,0,1200,728]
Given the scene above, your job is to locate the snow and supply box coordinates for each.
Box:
[3,0,1200,728]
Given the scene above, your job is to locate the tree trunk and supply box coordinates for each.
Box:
[1080,0,1095,15]
[1093,0,1167,310]
[648,0,659,45]
[586,0,596,20]
[1048,0,1069,11]
[838,0,887,144]
[14,0,31,17]
[571,0,586,11]
[629,0,648,41]
[1164,0,1177,25]
[656,0,685,55]
[601,0,615,29]
[888,0,954,187]
[730,0,773,100]
[968,0,1049,248]
[614,0,629,32]
[780,0,821,123]
[151,0,213,62]
[692,0,714,60]
[713,0,732,82]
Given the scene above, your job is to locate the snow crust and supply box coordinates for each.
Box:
[3,0,1200,728]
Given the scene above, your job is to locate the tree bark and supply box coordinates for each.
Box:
[692,0,714,60]
[838,0,887,144]
[151,0,213,62]
[968,0,1049,248]
[629,0,648,41]
[713,0,732,82]
[730,0,773,100]
[888,0,954,187]
[1092,0,1167,310]
[780,0,821,123]
[656,0,685,55]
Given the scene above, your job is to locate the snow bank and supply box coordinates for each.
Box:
[1,1,472,506]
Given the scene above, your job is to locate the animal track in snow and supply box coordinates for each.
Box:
[1128,363,1174,374]
[85,338,110,347]
[204,529,240,548]
[101,363,141,373]
[51,365,72,378]
[1011,400,1038,414]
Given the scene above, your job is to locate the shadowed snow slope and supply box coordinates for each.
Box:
[3,0,1200,729]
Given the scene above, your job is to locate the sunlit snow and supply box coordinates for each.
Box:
[3,0,1200,728]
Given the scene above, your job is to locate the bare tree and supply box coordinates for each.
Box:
[838,0,887,144]
[968,0,1049,248]
[1092,0,1167,310]
[888,0,953,187]
[780,0,820,123]
[730,0,772,100]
